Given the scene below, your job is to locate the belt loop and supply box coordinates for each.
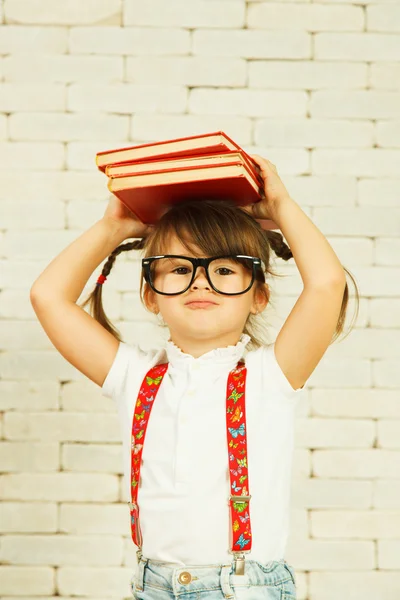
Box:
[135,556,147,592]
[220,564,235,599]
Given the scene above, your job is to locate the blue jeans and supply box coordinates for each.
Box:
[130,555,297,599]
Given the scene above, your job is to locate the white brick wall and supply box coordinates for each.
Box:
[1,0,399,598]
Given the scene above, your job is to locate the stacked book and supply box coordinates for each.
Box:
[96,131,276,229]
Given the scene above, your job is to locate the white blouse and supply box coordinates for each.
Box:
[102,333,306,566]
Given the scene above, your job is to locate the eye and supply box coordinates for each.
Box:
[215,267,234,276]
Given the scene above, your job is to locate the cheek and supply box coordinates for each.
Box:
[220,298,252,315]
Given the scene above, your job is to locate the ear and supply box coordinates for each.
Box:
[251,283,269,315]
[143,283,159,314]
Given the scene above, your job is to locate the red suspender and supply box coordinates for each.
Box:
[128,360,252,575]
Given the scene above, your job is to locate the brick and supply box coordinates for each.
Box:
[189,89,307,117]
[358,178,400,206]
[378,541,400,569]
[322,328,400,359]
[376,120,400,147]
[375,238,400,266]
[0,83,65,111]
[249,60,367,89]
[311,509,400,539]
[312,388,400,419]
[123,0,245,28]
[310,90,400,119]
[1,198,64,230]
[192,29,310,58]
[0,142,64,169]
[3,55,123,82]
[1,473,119,502]
[1,503,58,533]
[59,503,128,535]
[310,571,400,600]
[5,0,122,25]
[292,477,372,508]
[1,535,124,566]
[374,480,400,509]
[247,3,364,31]
[315,32,400,61]
[0,25,67,53]
[0,566,54,595]
[254,117,373,147]
[3,230,82,260]
[4,412,121,442]
[287,540,374,570]
[126,56,247,86]
[371,62,400,89]
[374,359,400,388]
[9,113,129,141]
[367,5,400,33]
[0,170,105,202]
[313,450,400,478]
[370,299,400,328]
[0,442,59,471]
[313,207,400,236]
[130,114,252,146]
[62,443,123,473]
[68,83,187,114]
[61,380,115,412]
[378,420,400,449]
[57,566,134,597]
[69,26,190,55]
[295,418,375,448]
[0,381,59,411]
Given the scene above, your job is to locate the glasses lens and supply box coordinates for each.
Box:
[149,256,254,294]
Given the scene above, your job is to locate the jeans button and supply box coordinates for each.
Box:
[178,571,192,584]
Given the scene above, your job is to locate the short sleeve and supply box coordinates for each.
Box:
[101,341,160,401]
[263,343,306,397]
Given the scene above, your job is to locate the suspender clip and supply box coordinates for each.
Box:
[233,552,246,575]
[228,494,252,503]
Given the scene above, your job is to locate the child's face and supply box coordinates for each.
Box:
[146,236,267,347]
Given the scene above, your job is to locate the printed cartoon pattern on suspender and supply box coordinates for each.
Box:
[128,360,252,575]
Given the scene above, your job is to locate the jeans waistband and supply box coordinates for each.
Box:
[132,554,296,599]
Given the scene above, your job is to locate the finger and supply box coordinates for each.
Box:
[251,154,277,167]
[238,206,253,215]
[250,154,275,173]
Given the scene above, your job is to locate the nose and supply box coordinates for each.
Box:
[190,266,210,289]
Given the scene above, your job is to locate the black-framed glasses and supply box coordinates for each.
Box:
[142,254,266,296]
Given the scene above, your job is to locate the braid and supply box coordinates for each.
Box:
[263,229,293,261]
[97,238,145,283]
[78,236,147,342]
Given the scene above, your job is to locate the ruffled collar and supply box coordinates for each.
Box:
[164,333,251,373]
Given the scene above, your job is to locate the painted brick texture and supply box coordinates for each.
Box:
[1,0,399,599]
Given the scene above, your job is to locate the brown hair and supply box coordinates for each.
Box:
[79,198,360,351]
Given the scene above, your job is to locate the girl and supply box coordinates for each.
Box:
[30,155,359,600]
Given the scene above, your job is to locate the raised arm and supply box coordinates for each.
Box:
[30,217,129,387]
[241,155,347,390]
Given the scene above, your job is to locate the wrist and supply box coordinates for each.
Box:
[100,216,131,243]
[269,194,293,222]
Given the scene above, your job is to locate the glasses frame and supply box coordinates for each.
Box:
[142,254,266,296]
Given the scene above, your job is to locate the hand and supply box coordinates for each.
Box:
[240,155,292,224]
[102,194,155,239]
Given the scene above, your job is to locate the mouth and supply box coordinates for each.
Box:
[185,301,218,308]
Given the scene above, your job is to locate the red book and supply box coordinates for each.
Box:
[96,130,262,185]
[97,131,279,229]
[107,160,278,230]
